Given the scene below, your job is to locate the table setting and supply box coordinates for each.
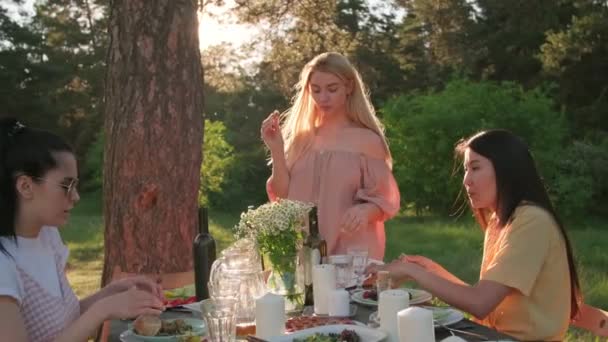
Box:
[109,252,517,342]
[108,200,517,342]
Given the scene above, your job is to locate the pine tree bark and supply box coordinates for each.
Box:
[101,0,204,287]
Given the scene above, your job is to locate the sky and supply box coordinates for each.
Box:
[198,0,258,50]
[2,0,402,70]
[1,0,257,51]
[3,0,402,50]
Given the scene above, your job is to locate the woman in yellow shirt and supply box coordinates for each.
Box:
[369,129,582,341]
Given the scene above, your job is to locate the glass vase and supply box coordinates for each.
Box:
[263,251,305,312]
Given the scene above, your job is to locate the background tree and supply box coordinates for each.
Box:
[464,0,575,85]
[1,0,108,186]
[101,0,204,286]
[540,2,608,134]
[2,0,607,218]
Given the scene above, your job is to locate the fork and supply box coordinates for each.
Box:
[436,322,490,341]
[245,335,269,342]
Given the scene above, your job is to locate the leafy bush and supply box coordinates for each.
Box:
[81,132,104,192]
[382,78,568,215]
[199,120,235,206]
[554,134,608,218]
[207,147,270,211]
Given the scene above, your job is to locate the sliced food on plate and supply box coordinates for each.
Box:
[293,329,360,342]
[350,288,432,306]
[286,316,356,333]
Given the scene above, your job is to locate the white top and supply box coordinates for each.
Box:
[0,226,67,305]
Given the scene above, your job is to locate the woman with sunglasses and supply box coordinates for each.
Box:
[0,118,164,341]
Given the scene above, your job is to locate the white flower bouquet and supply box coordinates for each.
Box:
[235,199,313,264]
[234,199,313,307]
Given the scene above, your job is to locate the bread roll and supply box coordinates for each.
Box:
[133,315,162,336]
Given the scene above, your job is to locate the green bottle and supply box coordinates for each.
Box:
[303,206,327,306]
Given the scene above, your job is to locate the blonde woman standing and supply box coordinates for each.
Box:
[260,52,400,260]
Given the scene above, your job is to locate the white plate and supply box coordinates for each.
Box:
[350,288,432,306]
[267,324,386,342]
[120,318,206,342]
[369,306,464,327]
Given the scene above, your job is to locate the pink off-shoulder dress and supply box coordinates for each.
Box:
[267,145,400,261]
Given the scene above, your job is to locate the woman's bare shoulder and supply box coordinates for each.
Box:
[342,127,387,160]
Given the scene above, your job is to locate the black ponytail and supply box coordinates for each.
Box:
[0,118,72,257]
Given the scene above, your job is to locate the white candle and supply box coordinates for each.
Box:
[312,264,336,315]
[328,289,350,317]
[397,306,435,342]
[255,293,285,339]
[379,289,410,342]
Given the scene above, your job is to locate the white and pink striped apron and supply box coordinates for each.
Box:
[16,234,80,341]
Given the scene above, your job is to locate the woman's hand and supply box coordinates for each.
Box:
[261,110,284,155]
[401,255,451,279]
[365,259,425,287]
[402,255,467,286]
[340,204,373,233]
[96,287,165,320]
[105,276,164,300]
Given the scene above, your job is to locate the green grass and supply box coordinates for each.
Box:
[61,192,237,297]
[62,191,104,298]
[61,193,607,341]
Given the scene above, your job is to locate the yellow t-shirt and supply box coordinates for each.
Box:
[479,205,571,341]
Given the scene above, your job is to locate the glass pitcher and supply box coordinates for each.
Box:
[209,238,266,326]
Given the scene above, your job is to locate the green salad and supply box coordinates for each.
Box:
[293,329,360,342]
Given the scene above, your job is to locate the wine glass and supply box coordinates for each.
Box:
[327,254,354,288]
[347,247,369,291]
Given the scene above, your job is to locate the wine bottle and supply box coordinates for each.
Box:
[303,206,327,306]
[193,207,216,301]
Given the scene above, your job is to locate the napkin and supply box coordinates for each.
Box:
[312,264,336,315]
[379,289,410,342]
[255,293,285,339]
[397,306,435,342]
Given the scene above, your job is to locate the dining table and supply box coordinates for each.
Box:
[108,300,518,342]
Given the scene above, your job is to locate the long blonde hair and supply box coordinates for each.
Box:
[280,52,392,169]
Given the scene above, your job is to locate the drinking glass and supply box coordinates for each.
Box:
[376,270,390,294]
[201,297,238,342]
[347,247,369,291]
[327,254,354,288]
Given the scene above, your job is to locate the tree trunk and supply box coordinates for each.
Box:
[101,0,204,287]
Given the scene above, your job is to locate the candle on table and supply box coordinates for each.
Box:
[328,288,350,317]
[379,289,410,342]
[397,306,435,342]
[255,293,285,339]
[312,264,336,315]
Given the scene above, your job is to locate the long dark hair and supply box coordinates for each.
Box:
[455,129,581,319]
[0,118,73,256]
